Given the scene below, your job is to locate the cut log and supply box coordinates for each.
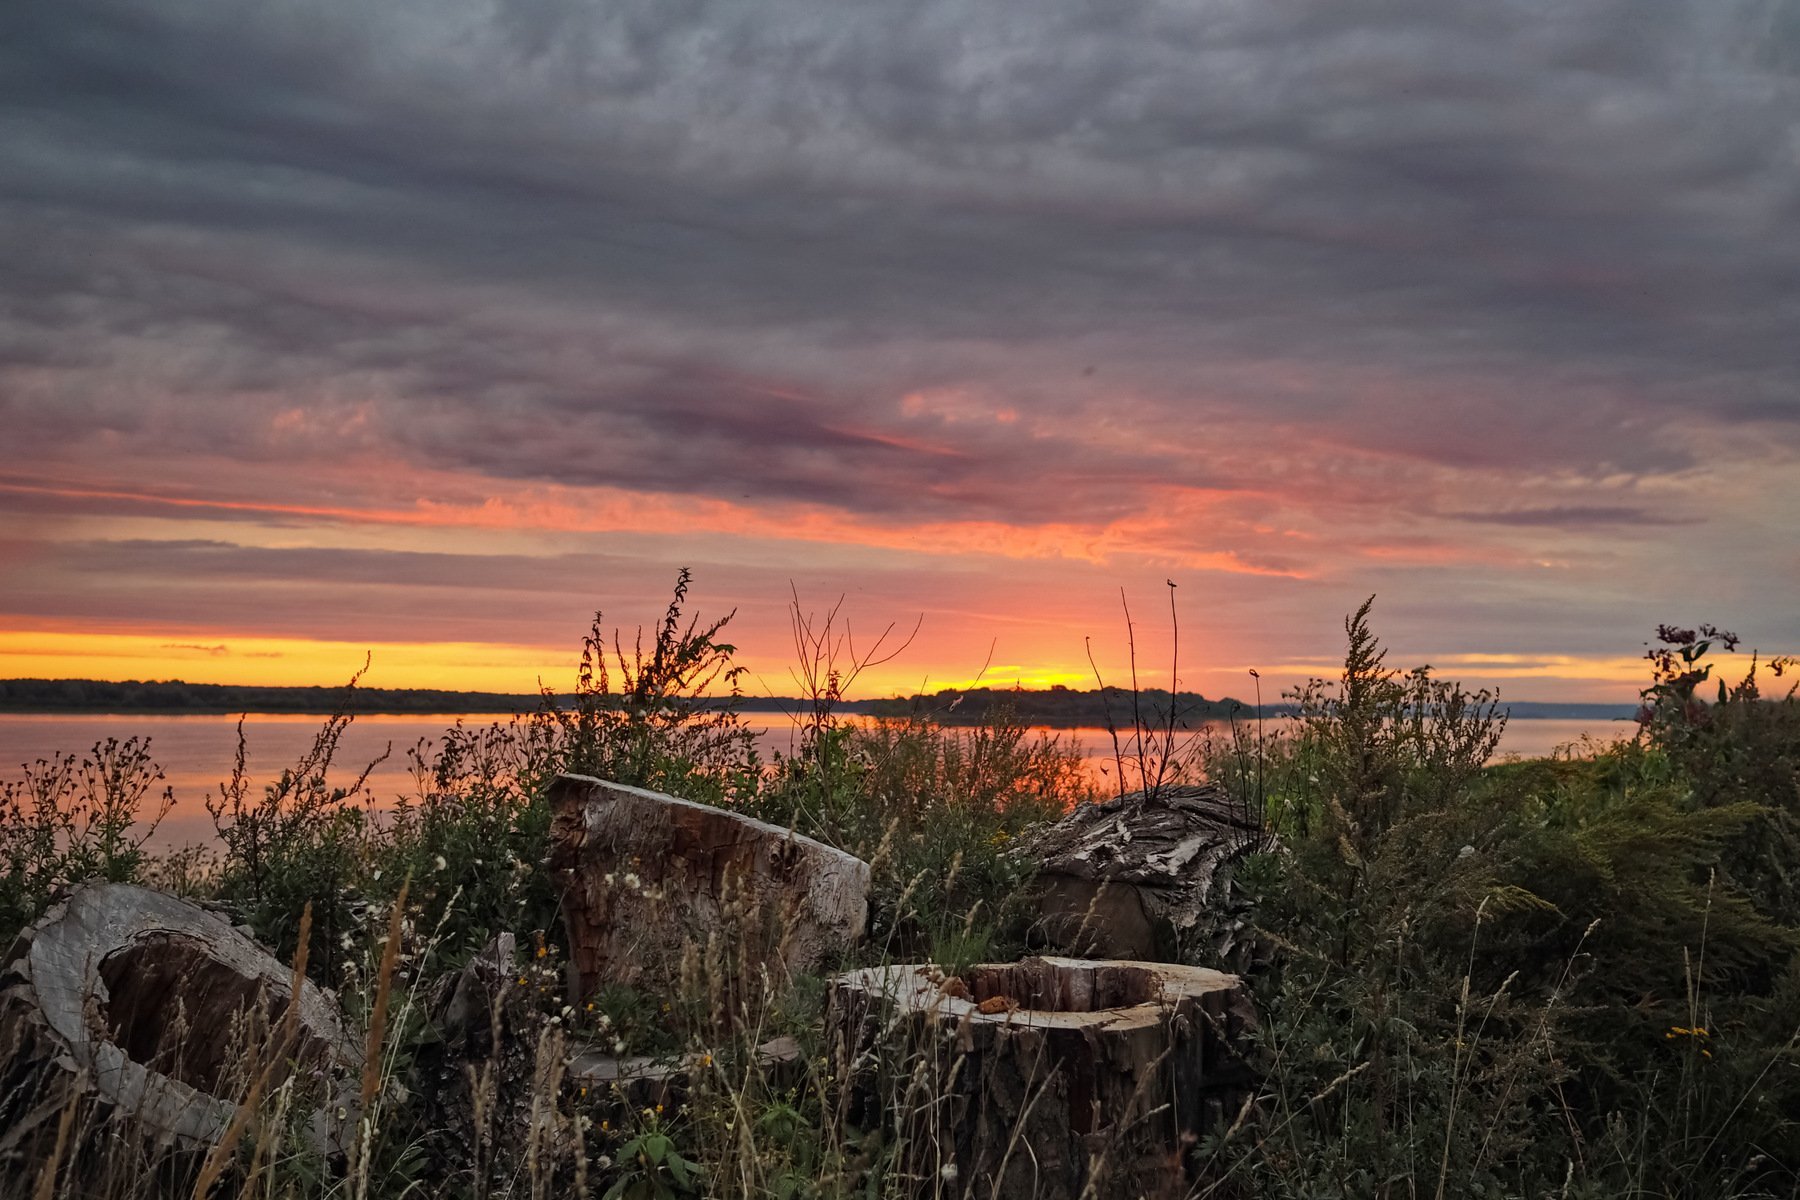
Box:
[0,883,356,1158]
[1025,783,1268,965]
[547,774,871,998]
[829,955,1257,1200]
[565,1034,803,1116]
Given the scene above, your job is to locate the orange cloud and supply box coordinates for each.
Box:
[3,471,1298,577]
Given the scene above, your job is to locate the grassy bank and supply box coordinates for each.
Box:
[3,578,1798,1199]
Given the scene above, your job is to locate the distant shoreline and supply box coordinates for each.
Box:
[0,678,1639,723]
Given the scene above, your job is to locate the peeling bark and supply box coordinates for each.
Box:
[1025,783,1269,966]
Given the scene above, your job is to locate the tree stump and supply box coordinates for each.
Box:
[829,955,1256,1200]
[548,775,871,999]
[1025,784,1268,966]
[0,883,356,1157]
[414,932,540,1183]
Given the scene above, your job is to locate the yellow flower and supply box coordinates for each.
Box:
[1665,1025,1713,1058]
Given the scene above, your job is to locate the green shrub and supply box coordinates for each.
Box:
[1206,606,1800,1199]
[752,707,1084,965]
[0,735,172,943]
[532,566,760,807]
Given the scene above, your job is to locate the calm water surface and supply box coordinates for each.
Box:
[0,711,1631,847]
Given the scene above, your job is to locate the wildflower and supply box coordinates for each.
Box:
[596,1155,612,1169]
[340,933,354,950]
[1666,1026,1714,1058]
[613,1038,626,1054]
[940,1163,958,1183]
[433,854,447,871]
[624,872,641,889]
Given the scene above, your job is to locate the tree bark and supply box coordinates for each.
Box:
[0,883,356,1159]
[1025,783,1269,966]
[547,774,871,999]
[829,955,1257,1200]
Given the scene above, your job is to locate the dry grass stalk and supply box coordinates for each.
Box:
[31,1085,81,1200]
[192,901,314,1200]
[360,877,411,1121]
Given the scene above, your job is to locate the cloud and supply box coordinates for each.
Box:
[2,0,1798,696]
[158,643,230,656]
[5,1,1797,488]
[1444,505,1703,529]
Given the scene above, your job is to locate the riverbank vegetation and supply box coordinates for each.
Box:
[3,575,1797,1198]
[0,676,1262,726]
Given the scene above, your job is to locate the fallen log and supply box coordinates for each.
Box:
[0,883,356,1159]
[548,774,871,999]
[1024,783,1268,965]
[829,955,1257,1200]
[566,1034,803,1115]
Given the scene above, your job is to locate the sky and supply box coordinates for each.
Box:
[1,0,1797,704]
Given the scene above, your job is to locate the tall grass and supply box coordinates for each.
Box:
[2,585,1798,1198]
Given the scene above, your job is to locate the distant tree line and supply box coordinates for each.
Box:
[0,678,1629,722]
[0,678,1263,723]
[859,684,1263,726]
[0,678,544,714]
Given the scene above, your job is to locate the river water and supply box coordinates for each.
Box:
[0,711,1632,847]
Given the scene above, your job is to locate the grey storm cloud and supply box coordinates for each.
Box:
[1444,505,1703,528]
[2,0,1797,528]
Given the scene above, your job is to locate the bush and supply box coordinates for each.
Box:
[1204,605,1800,1199]
[0,736,172,944]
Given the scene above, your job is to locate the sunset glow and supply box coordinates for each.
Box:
[3,0,1796,707]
